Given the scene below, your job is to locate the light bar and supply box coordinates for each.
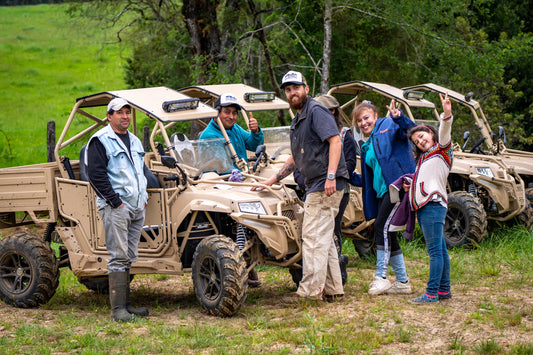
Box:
[244,92,275,103]
[162,98,200,112]
[403,90,424,100]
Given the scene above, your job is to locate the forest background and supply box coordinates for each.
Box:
[0,0,532,168]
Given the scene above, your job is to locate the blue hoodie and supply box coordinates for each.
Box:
[350,111,416,220]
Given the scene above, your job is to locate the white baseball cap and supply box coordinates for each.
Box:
[215,93,242,110]
[107,97,130,112]
[280,70,307,88]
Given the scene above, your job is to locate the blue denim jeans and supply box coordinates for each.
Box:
[416,202,450,296]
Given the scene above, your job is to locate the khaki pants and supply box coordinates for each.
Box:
[297,190,344,298]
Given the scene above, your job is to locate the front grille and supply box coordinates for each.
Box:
[281,209,296,221]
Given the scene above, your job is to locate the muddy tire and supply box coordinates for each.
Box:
[0,231,60,308]
[444,191,487,248]
[192,235,247,317]
[515,201,533,228]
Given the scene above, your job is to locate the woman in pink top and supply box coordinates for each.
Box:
[407,92,453,304]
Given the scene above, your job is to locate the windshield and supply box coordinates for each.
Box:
[170,135,234,176]
[262,126,292,158]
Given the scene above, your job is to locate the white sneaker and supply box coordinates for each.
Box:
[368,276,392,295]
[386,280,412,294]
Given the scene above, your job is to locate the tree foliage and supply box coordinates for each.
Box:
[67,0,532,149]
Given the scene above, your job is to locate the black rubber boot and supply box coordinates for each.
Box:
[125,270,149,317]
[339,254,349,286]
[109,272,134,322]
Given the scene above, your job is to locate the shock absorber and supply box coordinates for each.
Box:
[468,183,477,196]
[236,224,246,250]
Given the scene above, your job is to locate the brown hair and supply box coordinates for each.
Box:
[351,101,379,127]
[408,125,438,161]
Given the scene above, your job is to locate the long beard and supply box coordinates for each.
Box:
[289,95,307,111]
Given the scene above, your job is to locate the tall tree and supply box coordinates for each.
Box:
[181,0,222,83]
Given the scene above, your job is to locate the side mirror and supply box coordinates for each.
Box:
[255,144,266,157]
[461,131,470,152]
[498,126,506,145]
[161,155,177,169]
[465,92,474,102]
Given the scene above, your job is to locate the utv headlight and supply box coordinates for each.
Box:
[476,167,494,178]
[239,202,267,215]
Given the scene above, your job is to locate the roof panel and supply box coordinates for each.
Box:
[329,80,436,109]
[403,83,481,109]
[179,84,290,111]
[76,87,218,122]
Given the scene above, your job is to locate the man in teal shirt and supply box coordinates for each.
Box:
[199,92,264,167]
[199,93,264,287]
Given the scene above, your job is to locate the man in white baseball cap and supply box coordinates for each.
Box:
[257,70,348,302]
[200,92,264,166]
[280,70,307,88]
[87,96,149,322]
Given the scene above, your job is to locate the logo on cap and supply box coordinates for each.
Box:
[281,70,305,88]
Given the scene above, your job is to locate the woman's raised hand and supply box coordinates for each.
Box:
[386,100,401,118]
[439,92,452,118]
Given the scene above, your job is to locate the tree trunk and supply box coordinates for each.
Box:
[321,0,332,94]
[246,0,287,126]
[182,0,222,83]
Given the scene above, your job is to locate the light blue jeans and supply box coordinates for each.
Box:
[100,204,145,273]
[416,202,450,296]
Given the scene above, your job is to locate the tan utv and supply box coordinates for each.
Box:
[404,83,533,224]
[327,80,530,248]
[178,84,374,258]
[0,86,304,317]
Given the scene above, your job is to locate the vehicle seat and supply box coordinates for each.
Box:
[170,132,196,166]
[79,145,89,181]
[80,144,161,188]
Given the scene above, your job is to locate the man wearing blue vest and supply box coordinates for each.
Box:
[87,97,149,322]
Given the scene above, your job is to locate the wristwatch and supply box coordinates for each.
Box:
[327,173,335,180]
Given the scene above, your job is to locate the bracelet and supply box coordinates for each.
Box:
[440,112,453,120]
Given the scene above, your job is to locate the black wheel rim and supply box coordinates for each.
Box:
[198,255,221,301]
[0,252,32,295]
[444,206,466,244]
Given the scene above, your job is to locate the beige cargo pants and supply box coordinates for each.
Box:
[297,190,344,299]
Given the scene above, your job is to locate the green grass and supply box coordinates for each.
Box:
[0,225,531,354]
[0,4,128,168]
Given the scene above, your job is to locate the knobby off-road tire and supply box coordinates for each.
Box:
[515,201,533,228]
[0,231,60,308]
[192,235,247,317]
[444,191,487,248]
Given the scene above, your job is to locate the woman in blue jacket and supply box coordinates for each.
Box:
[350,101,416,296]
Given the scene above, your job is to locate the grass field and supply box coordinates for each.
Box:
[0,4,128,168]
[0,225,532,354]
[0,4,532,354]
